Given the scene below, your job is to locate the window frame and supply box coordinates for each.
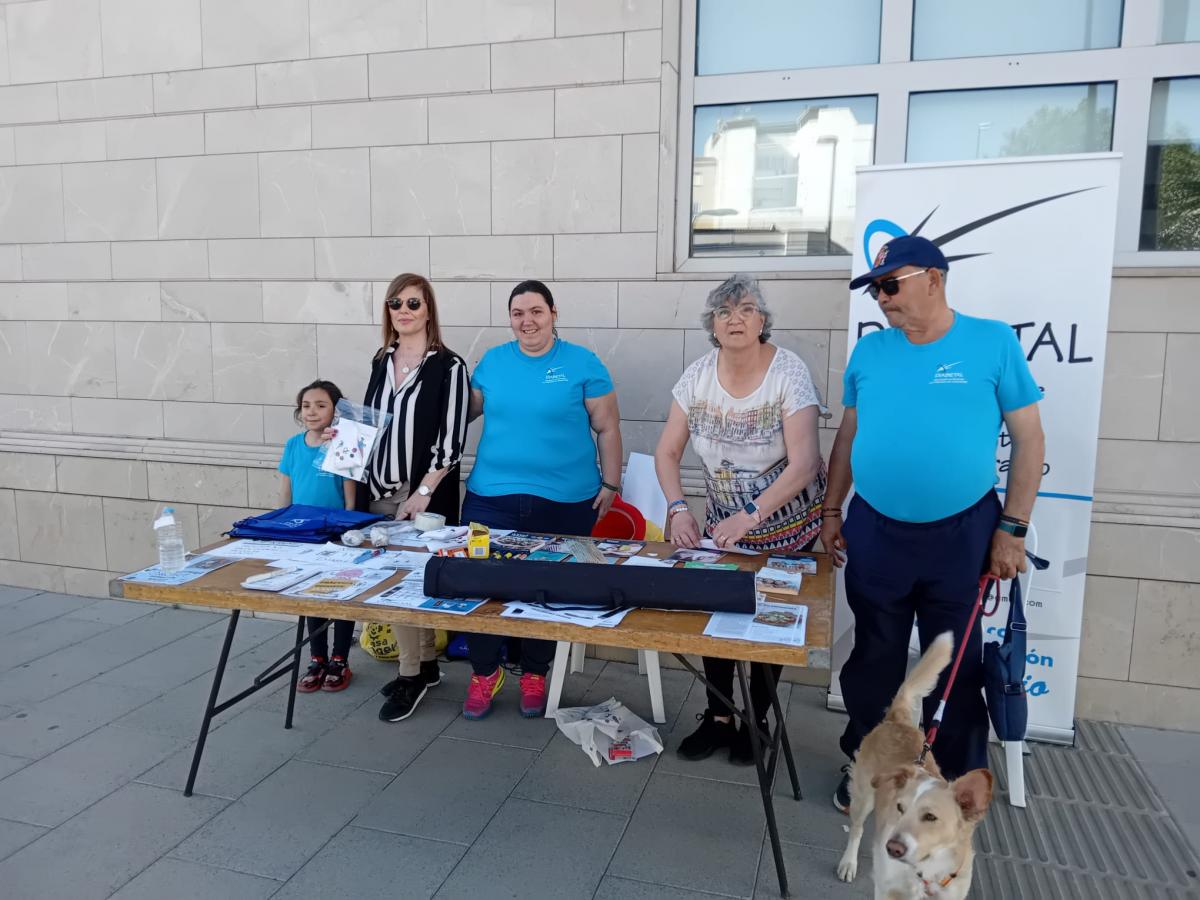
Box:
[672,0,1200,272]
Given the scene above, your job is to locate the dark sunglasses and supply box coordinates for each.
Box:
[865,268,929,300]
[386,297,423,311]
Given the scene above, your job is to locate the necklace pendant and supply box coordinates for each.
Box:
[401,364,411,374]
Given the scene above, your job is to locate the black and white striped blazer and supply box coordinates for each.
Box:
[358,344,470,521]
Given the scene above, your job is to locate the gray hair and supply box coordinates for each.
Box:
[702,273,773,347]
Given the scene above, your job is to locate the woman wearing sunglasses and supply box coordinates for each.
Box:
[359,273,471,725]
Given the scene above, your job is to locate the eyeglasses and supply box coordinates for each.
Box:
[386,297,423,311]
[714,303,761,321]
[866,269,929,300]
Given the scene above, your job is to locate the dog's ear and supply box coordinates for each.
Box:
[952,769,994,821]
[871,766,915,792]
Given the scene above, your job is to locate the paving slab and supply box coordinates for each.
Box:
[594,876,743,900]
[171,758,391,881]
[0,586,39,606]
[512,729,660,816]
[0,614,118,672]
[0,680,161,759]
[0,817,46,862]
[110,858,281,900]
[0,781,227,900]
[64,597,159,625]
[1122,725,1200,855]
[0,608,222,707]
[0,723,185,827]
[754,839,873,900]
[138,705,335,800]
[609,771,766,898]
[273,825,465,900]
[7,592,100,633]
[0,752,31,779]
[433,797,627,900]
[353,736,535,844]
[298,690,460,774]
[97,614,292,691]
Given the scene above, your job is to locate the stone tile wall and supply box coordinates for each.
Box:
[0,0,1196,728]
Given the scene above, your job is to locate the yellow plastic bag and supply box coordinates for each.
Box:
[359,623,399,661]
[644,520,665,542]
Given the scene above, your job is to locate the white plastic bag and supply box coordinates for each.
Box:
[553,697,664,767]
[314,399,391,483]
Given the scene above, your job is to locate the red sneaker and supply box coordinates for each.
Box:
[321,656,352,692]
[298,657,326,693]
[519,673,547,718]
[463,668,505,719]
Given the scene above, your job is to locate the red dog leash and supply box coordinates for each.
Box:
[917,574,1000,766]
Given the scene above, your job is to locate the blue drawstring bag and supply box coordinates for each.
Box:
[226,504,385,543]
[983,575,1028,742]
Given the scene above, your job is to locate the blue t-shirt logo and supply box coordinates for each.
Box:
[543,365,567,384]
[930,360,967,385]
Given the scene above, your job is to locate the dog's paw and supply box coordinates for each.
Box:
[836,854,858,882]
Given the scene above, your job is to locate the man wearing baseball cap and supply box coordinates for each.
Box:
[823,235,1045,808]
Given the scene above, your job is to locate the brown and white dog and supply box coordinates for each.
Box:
[836,632,994,899]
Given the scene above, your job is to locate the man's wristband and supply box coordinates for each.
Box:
[822,507,842,518]
[997,516,1028,538]
[601,481,620,493]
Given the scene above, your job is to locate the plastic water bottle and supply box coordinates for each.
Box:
[155,507,186,572]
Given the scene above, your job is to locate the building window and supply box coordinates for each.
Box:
[912,0,1123,60]
[1161,0,1200,42]
[1140,77,1200,251]
[907,83,1115,163]
[696,0,881,75]
[691,97,876,257]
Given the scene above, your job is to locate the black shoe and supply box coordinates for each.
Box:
[421,659,442,687]
[833,764,852,813]
[378,675,428,722]
[379,661,442,698]
[729,718,769,766]
[676,710,736,761]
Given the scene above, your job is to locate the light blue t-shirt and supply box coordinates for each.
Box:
[279,433,347,509]
[468,339,614,503]
[844,312,1041,523]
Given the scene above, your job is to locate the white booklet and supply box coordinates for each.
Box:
[704,596,808,647]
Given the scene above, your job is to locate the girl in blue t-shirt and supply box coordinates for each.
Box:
[279,379,357,692]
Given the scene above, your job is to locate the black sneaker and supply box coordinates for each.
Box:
[729,718,769,766]
[833,764,852,813]
[420,659,442,687]
[676,710,736,761]
[378,675,428,722]
[379,660,443,697]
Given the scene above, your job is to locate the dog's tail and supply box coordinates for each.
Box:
[885,631,954,727]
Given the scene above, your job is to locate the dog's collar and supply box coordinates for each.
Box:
[919,869,959,895]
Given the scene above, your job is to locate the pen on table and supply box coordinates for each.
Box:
[354,548,384,564]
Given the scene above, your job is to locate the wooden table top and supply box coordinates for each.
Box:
[111,539,835,669]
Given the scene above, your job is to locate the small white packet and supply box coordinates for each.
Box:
[553,697,664,767]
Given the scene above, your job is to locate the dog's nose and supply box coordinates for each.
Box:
[886,839,906,859]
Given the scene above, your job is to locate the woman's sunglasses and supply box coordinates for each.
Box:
[865,268,929,300]
[386,297,423,311]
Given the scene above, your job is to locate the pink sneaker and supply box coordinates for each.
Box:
[519,673,547,718]
[463,668,505,720]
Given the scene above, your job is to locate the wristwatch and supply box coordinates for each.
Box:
[416,484,432,497]
[742,499,762,524]
[997,517,1028,538]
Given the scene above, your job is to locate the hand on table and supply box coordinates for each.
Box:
[669,511,701,549]
[399,491,431,520]
[709,511,753,550]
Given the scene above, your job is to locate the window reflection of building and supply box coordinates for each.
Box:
[692,105,874,257]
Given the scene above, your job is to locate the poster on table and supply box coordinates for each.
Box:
[827,154,1120,744]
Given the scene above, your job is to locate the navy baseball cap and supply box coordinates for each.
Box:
[848,235,949,290]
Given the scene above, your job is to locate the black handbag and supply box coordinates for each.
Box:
[423,556,757,614]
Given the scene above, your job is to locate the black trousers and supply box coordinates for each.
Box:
[307,617,354,660]
[838,491,999,777]
[462,490,598,677]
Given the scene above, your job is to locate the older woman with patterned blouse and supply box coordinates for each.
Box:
[655,273,827,765]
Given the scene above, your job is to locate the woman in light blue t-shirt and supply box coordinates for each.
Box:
[460,280,623,722]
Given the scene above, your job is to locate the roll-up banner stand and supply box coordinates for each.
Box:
[827,154,1121,744]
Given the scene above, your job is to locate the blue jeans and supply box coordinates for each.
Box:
[838,490,1000,777]
[462,490,597,676]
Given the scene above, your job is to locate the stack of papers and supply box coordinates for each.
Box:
[501,603,632,628]
[364,576,486,615]
[755,567,802,595]
[282,567,394,601]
